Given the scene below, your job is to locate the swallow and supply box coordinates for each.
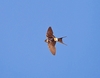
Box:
[45,27,67,55]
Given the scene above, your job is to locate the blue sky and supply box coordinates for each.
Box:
[0,0,100,78]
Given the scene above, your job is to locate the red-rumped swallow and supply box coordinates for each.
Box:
[45,27,67,55]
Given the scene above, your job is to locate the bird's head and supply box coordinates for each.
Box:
[45,39,48,43]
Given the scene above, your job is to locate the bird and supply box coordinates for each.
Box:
[45,26,67,55]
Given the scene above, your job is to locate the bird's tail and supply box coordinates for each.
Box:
[58,36,67,46]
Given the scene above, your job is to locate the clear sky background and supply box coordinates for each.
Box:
[0,0,100,78]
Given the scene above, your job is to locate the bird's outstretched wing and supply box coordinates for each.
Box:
[46,27,54,37]
[48,41,56,55]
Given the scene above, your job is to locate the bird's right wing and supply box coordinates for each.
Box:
[48,41,56,55]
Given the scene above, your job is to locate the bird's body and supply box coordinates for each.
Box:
[45,27,67,55]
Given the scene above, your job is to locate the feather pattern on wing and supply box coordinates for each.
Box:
[48,41,56,55]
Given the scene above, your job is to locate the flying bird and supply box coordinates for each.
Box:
[45,27,67,55]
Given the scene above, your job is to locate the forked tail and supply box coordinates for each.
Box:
[58,36,67,46]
